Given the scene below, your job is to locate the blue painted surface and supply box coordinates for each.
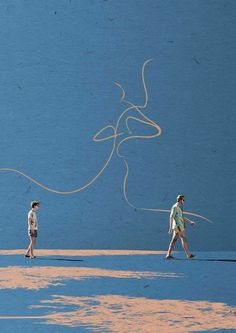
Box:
[0,0,235,250]
[0,252,235,332]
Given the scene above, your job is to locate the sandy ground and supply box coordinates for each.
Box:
[0,250,235,332]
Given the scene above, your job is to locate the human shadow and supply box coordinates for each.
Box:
[173,258,236,263]
[36,257,84,262]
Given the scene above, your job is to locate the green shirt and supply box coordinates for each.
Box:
[170,203,185,230]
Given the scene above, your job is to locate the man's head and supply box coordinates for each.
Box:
[31,201,40,210]
[177,194,185,204]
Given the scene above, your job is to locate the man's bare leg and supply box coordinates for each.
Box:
[30,237,36,258]
[25,238,33,257]
[166,232,179,258]
[179,230,193,258]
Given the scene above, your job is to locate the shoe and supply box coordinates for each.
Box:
[24,254,30,258]
[166,255,174,259]
[30,256,36,259]
[187,254,195,259]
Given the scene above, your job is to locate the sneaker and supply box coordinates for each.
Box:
[166,255,175,259]
[24,254,30,258]
[187,254,195,259]
[30,256,36,259]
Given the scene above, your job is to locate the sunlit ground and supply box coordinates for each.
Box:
[0,250,235,332]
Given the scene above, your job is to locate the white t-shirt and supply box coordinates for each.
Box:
[28,210,38,230]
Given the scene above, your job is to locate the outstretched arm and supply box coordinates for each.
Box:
[184,216,196,226]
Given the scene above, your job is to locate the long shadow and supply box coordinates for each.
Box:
[173,258,236,263]
[36,257,84,262]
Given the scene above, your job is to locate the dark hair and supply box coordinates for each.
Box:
[31,201,40,208]
[176,195,185,202]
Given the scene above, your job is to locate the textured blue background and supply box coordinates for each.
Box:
[0,0,235,250]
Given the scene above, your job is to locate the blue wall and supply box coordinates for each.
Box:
[0,0,235,250]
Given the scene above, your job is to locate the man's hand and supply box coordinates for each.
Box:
[191,221,196,226]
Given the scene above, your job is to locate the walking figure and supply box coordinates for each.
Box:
[166,195,196,259]
[25,201,40,259]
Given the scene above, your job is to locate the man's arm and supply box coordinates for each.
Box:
[168,217,174,234]
[168,206,176,233]
[28,213,35,231]
[184,216,196,226]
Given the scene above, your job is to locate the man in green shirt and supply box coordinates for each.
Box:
[166,195,196,259]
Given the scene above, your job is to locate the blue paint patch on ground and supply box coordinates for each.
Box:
[0,251,235,332]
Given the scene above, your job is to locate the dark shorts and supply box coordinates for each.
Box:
[28,229,38,238]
